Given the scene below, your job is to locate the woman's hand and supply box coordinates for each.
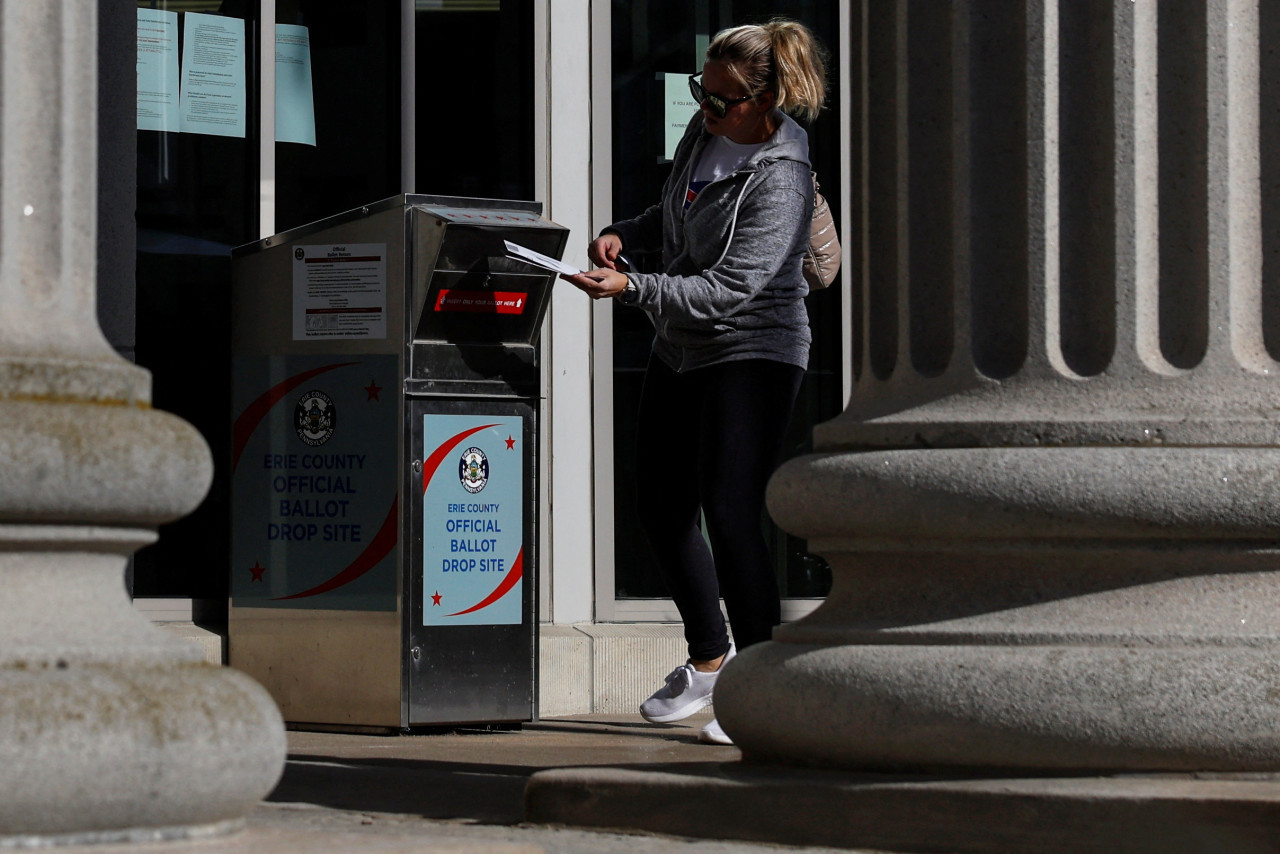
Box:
[560,269,630,300]
[588,233,625,270]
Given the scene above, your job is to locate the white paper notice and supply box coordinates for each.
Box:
[293,244,388,341]
[504,241,581,276]
[136,9,180,132]
[275,24,316,146]
[179,13,247,138]
[663,72,699,161]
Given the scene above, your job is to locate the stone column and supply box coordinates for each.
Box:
[717,0,1280,771]
[0,3,285,842]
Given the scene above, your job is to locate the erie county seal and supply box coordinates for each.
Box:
[459,447,489,494]
[294,390,336,446]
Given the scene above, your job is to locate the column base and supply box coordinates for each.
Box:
[747,445,1280,772]
[715,640,1280,772]
[0,534,285,840]
[0,661,285,839]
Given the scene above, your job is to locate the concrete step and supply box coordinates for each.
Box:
[527,763,1280,853]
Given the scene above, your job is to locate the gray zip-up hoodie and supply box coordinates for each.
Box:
[607,110,813,373]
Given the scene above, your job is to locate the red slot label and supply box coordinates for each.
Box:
[434,290,527,314]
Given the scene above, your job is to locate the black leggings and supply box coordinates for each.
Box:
[633,355,804,661]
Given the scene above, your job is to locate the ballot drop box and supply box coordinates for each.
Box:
[229,194,567,729]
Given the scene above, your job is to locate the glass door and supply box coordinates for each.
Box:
[601,2,843,619]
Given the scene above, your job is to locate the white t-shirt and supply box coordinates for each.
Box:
[684,135,766,210]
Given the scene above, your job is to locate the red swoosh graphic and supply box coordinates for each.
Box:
[271,497,399,600]
[446,548,524,616]
[231,362,359,471]
[422,424,499,493]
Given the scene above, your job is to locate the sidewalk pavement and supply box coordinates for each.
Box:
[48,713,868,854]
[36,711,1280,853]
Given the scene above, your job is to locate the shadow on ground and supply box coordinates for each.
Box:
[269,755,534,824]
[268,716,736,825]
[270,756,754,825]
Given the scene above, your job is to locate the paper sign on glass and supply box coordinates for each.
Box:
[504,241,581,276]
[179,13,247,138]
[275,24,316,146]
[663,72,700,161]
[136,9,180,132]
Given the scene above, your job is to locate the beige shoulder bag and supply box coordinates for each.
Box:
[802,173,841,291]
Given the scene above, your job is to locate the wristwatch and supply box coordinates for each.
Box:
[617,278,639,305]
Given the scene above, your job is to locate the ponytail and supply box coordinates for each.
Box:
[706,18,828,122]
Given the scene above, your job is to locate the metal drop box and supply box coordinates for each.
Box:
[228,194,567,729]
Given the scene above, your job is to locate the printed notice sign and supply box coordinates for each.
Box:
[179,13,247,138]
[275,24,316,146]
[136,9,180,132]
[422,414,525,627]
[293,244,388,340]
[663,72,700,161]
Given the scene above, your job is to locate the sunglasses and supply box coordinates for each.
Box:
[688,74,757,119]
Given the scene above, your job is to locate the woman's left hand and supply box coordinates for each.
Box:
[560,269,629,300]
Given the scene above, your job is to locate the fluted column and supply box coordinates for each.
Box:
[0,4,284,842]
[717,0,1280,771]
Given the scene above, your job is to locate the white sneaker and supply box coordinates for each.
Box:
[698,717,734,745]
[639,645,735,723]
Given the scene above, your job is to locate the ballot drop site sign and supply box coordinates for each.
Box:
[421,414,525,627]
[231,355,400,611]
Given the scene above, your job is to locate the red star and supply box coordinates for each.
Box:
[505,435,516,450]
[249,561,266,582]
[365,380,382,401]
[431,591,443,606]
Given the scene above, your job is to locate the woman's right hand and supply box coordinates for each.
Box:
[588,233,625,270]
[559,268,629,300]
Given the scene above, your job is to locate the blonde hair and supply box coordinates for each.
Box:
[706,19,827,123]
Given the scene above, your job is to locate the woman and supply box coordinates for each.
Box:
[561,19,826,746]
